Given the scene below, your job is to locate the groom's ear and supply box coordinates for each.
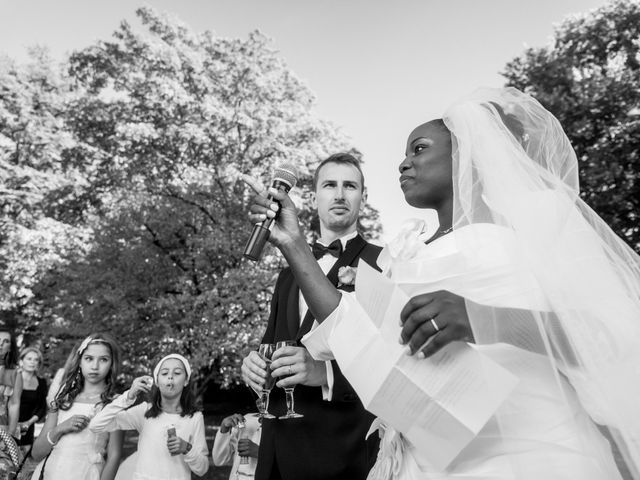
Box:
[360,187,368,211]
[309,191,317,210]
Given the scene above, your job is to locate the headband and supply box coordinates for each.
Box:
[153,354,191,384]
[78,336,95,356]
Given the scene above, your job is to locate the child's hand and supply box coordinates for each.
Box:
[128,375,153,400]
[57,414,90,435]
[219,413,245,434]
[167,434,191,455]
[237,439,259,458]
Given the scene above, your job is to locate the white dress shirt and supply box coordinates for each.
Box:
[298,230,358,401]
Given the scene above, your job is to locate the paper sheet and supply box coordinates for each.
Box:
[327,262,519,470]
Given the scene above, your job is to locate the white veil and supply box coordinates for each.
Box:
[443,87,640,478]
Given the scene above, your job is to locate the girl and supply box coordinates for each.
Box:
[212,411,262,480]
[17,347,47,454]
[89,353,209,479]
[31,334,123,480]
[0,327,22,439]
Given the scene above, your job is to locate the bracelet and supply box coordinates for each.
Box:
[46,431,57,446]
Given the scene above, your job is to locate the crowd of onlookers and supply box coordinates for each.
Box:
[0,327,260,480]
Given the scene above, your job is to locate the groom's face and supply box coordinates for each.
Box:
[312,162,365,234]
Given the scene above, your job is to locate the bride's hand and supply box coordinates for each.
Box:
[242,175,304,249]
[399,290,474,358]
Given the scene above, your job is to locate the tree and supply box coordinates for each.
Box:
[0,8,381,392]
[502,0,640,252]
[0,49,89,329]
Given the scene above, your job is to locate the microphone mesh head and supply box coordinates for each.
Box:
[274,163,298,189]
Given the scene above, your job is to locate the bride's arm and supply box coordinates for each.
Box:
[243,177,340,322]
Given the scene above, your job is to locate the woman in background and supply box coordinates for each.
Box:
[0,327,22,439]
[17,347,47,454]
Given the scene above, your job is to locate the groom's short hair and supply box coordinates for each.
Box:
[312,152,365,192]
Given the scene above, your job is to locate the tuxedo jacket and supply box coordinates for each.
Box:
[255,234,382,480]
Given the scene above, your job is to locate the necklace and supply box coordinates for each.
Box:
[425,226,453,245]
[78,392,103,399]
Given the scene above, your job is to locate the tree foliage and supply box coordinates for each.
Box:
[0,49,88,324]
[503,0,640,252]
[0,8,381,392]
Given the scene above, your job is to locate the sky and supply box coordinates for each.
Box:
[0,0,609,238]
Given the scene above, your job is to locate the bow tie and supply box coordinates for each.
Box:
[312,239,343,259]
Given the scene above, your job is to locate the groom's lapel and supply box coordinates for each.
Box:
[295,235,367,341]
[285,273,302,340]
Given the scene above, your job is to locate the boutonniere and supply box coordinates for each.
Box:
[337,266,357,287]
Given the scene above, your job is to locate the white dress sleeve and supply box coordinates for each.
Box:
[211,428,236,466]
[183,412,209,476]
[88,390,146,433]
[301,292,355,361]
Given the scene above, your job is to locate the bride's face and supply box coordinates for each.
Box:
[399,120,453,209]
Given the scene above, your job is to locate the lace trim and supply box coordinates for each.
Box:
[366,419,406,480]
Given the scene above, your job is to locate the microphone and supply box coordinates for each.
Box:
[243,163,298,261]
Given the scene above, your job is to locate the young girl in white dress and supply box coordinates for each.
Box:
[89,353,209,480]
[31,334,124,480]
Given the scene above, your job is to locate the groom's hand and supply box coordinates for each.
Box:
[271,346,327,388]
[241,351,267,393]
[400,290,475,358]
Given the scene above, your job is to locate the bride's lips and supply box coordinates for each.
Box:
[400,175,413,188]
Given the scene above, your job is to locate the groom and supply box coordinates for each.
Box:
[241,153,380,480]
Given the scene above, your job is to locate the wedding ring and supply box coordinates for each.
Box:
[288,365,293,375]
[430,318,440,332]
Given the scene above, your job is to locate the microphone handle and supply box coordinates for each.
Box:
[243,219,274,261]
[243,180,291,261]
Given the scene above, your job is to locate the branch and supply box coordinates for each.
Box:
[161,187,218,225]
[142,222,189,273]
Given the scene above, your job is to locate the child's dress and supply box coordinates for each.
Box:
[89,392,209,480]
[211,413,261,479]
[31,402,108,480]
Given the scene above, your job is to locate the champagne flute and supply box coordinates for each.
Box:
[258,343,276,419]
[235,418,248,479]
[275,340,304,419]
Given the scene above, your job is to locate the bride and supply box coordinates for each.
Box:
[243,87,640,479]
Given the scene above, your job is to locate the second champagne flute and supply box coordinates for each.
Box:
[275,340,304,419]
[258,343,276,419]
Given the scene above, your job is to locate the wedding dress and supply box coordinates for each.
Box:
[303,88,640,479]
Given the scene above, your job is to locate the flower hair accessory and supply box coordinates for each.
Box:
[78,336,94,356]
[337,266,357,287]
